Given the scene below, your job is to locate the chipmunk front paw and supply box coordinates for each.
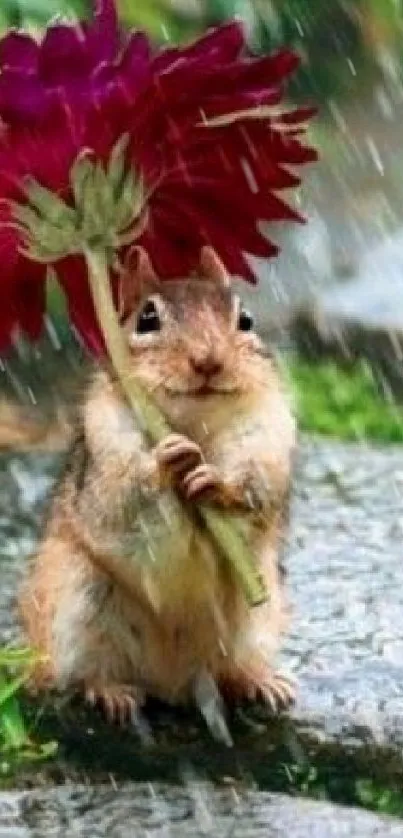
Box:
[155,434,203,482]
[182,463,222,502]
[85,683,145,726]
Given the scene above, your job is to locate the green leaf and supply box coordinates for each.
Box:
[0,670,28,751]
[0,649,56,759]
[0,648,39,666]
[0,671,31,709]
[21,740,59,762]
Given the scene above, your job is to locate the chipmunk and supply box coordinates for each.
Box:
[0,400,70,452]
[19,246,296,724]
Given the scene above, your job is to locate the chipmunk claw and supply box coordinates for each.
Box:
[183,463,221,501]
[257,672,296,714]
[85,684,144,726]
[156,434,203,478]
[219,667,296,715]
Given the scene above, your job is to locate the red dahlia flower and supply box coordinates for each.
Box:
[0,0,316,353]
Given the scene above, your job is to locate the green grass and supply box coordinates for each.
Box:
[0,647,57,774]
[288,357,403,442]
[281,763,403,819]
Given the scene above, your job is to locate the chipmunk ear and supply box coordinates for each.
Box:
[199,246,231,289]
[118,246,160,318]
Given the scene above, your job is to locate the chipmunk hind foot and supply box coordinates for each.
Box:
[218,660,296,714]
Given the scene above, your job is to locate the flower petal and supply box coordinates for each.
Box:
[0,70,47,122]
[0,299,17,350]
[56,254,123,354]
[39,24,91,84]
[16,261,47,340]
[90,0,120,62]
[157,189,277,266]
[56,256,103,353]
[0,32,39,72]
[0,200,21,270]
[117,32,151,96]
[153,21,243,73]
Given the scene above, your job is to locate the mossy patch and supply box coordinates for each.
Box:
[287,357,403,442]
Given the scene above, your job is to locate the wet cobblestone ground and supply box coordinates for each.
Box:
[287,440,403,748]
[1,784,403,837]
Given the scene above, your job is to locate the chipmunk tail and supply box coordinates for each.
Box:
[0,400,71,452]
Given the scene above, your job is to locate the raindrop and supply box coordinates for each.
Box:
[44,315,62,351]
[194,670,233,747]
[365,136,384,174]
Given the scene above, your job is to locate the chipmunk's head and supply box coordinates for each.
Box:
[120,246,271,416]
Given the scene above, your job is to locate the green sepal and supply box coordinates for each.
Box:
[114,170,144,234]
[108,133,130,195]
[11,134,146,263]
[23,178,77,229]
[71,153,95,218]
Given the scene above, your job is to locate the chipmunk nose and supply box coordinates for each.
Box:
[190,351,223,378]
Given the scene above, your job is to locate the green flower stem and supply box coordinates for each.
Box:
[200,505,267,606]
[84,247,169,439]
[84,247,267,607]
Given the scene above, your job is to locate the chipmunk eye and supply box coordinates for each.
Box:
[237,308,254,332]
[136,300,161,334]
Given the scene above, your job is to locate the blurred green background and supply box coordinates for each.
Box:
[2,0,403,102]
